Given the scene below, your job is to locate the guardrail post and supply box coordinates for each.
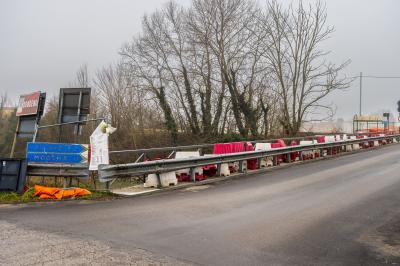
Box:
[63,178,68,188]
[238,160,244,173]
[105,180,111,191]
[273,156,278,166]
[156,173,162,188]
[217,163,222,176]
[190,167,196,182]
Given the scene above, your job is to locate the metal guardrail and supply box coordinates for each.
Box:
[98,134,400,182]
[109,135,326,156]
[27,163,89,178]
[108,134,371,164]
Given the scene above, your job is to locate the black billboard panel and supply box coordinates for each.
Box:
[17,116,36,138]
[58,88,91,123]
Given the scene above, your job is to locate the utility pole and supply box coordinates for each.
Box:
[359,72,362,116]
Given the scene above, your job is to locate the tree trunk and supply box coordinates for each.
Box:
[155,87,178,144]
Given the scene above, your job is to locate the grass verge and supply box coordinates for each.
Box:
[0,189,117,204]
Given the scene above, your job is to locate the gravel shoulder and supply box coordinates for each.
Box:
[0,220,191,266]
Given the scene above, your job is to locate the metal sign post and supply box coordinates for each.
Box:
[10,92,46,158]
[33,118,105,143]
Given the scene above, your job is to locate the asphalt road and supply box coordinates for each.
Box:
[1,144,400,265]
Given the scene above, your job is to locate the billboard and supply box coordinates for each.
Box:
[15,92,46,138]
[16,91,41,116]
[10,92,46,157]
[58,88,91,123]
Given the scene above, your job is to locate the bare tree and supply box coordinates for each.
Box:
[69,64,90,88]
[121,33,179,143]
[189,0,276,138]
[114,0,352,143]
[0,93,18,156]
[94,62,154,149]
[0,93,8,117]
[262,1,351,136]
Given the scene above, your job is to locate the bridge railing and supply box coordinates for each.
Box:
[99,134,400,183]
[108,134,364,163]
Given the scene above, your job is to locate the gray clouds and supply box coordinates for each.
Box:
[0,0,399,119]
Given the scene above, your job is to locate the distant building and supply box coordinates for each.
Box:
[300,119,353,134]
[352,114,398,133]
[301,114,399,134]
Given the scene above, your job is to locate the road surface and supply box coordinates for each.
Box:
[1,144,400,265]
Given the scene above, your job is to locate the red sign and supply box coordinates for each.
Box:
[16,91,41,116]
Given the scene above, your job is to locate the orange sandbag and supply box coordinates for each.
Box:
[34,185,60,196]
[61,189,77,198]
[33,185,91,200]
[74,188,91,196]
[53,191,64,200]
[39,194,56,199]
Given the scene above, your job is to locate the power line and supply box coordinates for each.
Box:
[351,75,400,79]
[364,75,400,79]
[354,73,400,116]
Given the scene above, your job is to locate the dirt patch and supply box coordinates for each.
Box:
[184,185,212,192]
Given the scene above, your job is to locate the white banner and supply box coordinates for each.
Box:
[89,121,111,170]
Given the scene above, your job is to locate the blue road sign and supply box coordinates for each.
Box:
[27,142,87,154]
[27,142,88,164]
[27,153,86,164]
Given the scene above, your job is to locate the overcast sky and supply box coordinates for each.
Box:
[0,0,399,120]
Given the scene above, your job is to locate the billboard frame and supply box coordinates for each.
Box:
[10,92,46,157]
[57,88,91,142]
